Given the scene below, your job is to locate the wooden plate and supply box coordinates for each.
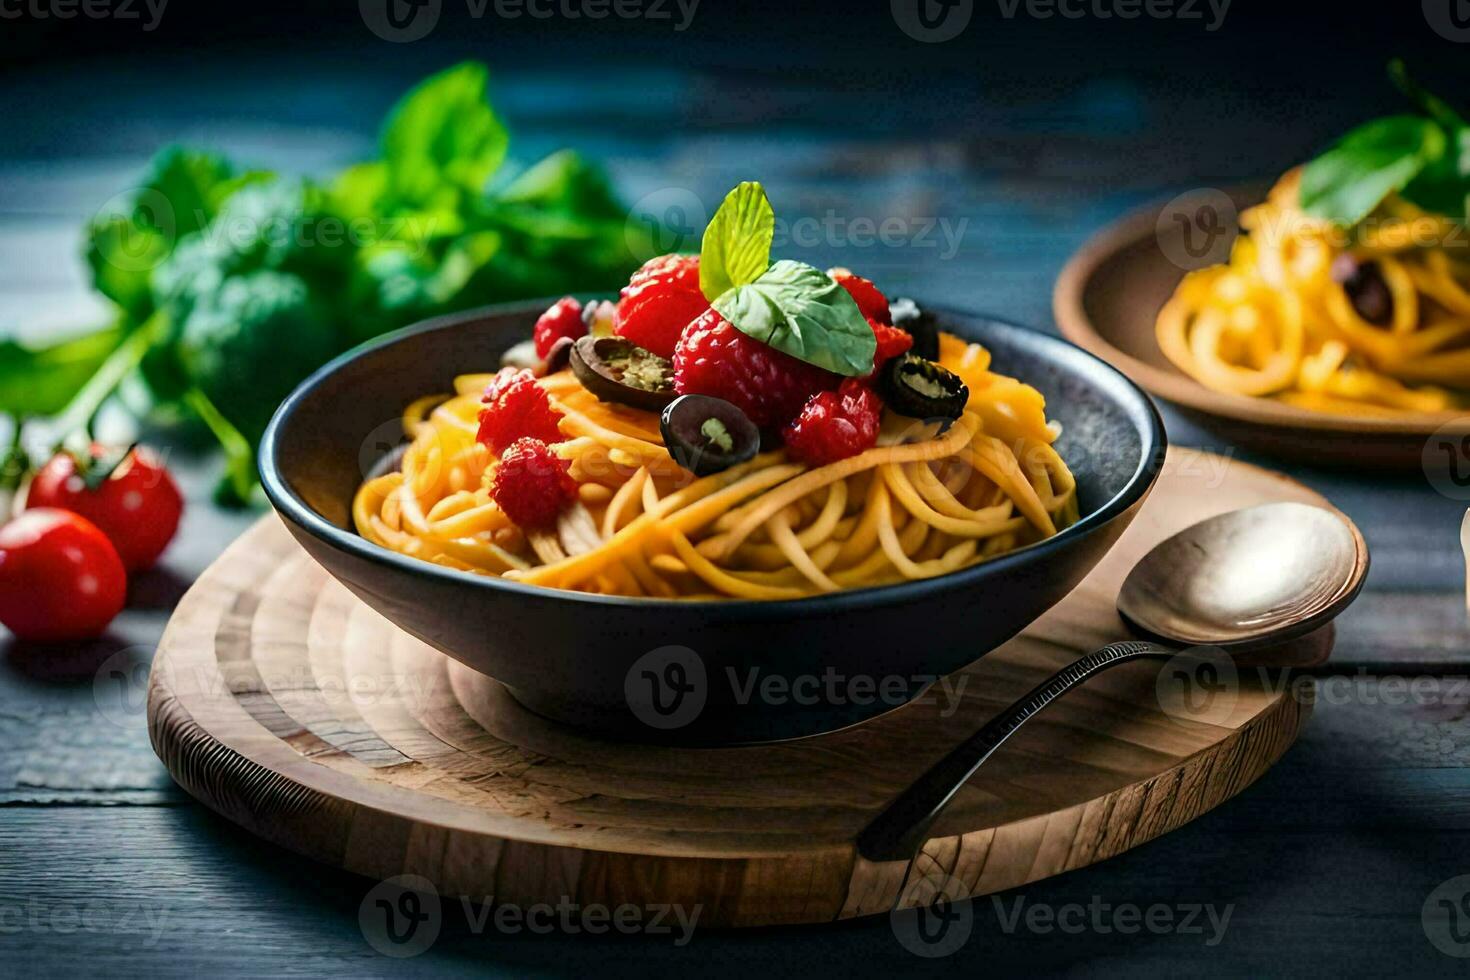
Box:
[147,449,1352,928]
[1053,186,1470,469]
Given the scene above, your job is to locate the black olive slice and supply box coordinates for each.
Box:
[570,336,677,412]
[660,395,760,476]
[879,353,969,424]
[887,297,940,360]
[1330,254,1393,326]
[501,337,577,378]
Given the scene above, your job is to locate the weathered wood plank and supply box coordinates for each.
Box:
[0,796,1465,976]
[1330,592,1470,669]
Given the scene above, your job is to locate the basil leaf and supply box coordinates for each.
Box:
[0,326,125,417]
[1300,116,1446,226]
[498,150,626,223]
[381,62,508,208]
[331,161,391,222]
[85,147,234,320]
[712,259,876,377]
[700,181,775,301]
[85,217,171,321]
[1401,128,1470,219]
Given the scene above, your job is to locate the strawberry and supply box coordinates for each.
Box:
[615,253,709,359]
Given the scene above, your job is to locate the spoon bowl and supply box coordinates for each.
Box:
[858,501,1369,864]
[1118,502,1367,652]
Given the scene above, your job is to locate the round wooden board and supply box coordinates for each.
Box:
[148,448,1336,928]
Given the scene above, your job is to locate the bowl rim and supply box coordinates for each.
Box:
[1053,185,1470,437]
[260,300,1167,614]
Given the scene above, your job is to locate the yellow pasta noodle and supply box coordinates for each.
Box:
[351,333,1079,598]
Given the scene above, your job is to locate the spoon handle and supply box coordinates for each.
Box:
[857,639,1173,865]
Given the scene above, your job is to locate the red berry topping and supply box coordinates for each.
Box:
[871,317,914,371]
[831,270,891,324]
[615,253,709,359]
[533,296,585,358]
[782,379,882,467]
[859,316,916,384]
[477,368,564,453]
[673,308,838,429]
[490,438,578,528]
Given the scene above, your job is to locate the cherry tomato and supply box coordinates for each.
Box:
[27,445,183,572]
[0,508,127,643]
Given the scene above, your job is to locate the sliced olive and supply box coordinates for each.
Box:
[660,395,760,476]
[1330,254,1392,326]
[879,353,969,424]
[888,297,940,360]
[570,336,677,412]
[501,337,576,378]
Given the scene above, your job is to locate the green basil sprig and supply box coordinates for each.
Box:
[699,182,876,377]
[712,259,876,377]
[0,61,647,506]
[1300,61,1470,226]
[700,181,775,301]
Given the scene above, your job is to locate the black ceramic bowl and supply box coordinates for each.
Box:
[260,303,1166,743]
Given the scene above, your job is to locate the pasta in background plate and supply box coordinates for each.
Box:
[1155,62,1470,417]
[1157,168,1470,416]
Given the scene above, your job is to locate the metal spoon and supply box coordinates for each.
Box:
[857,501,1368,864]
[1461,509,1469,622]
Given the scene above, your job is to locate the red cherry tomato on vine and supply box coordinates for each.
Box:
[0,508,127,643]
[27,445,183,572]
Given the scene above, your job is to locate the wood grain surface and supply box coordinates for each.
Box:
[142,449,1343,927]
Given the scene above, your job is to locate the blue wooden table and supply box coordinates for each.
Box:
[3,41,1469,977]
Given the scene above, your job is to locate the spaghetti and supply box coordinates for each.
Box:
[1157,168,1470,415]
[352,332,1079,599]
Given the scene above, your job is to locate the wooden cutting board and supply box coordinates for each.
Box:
[147,449,1339,927]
